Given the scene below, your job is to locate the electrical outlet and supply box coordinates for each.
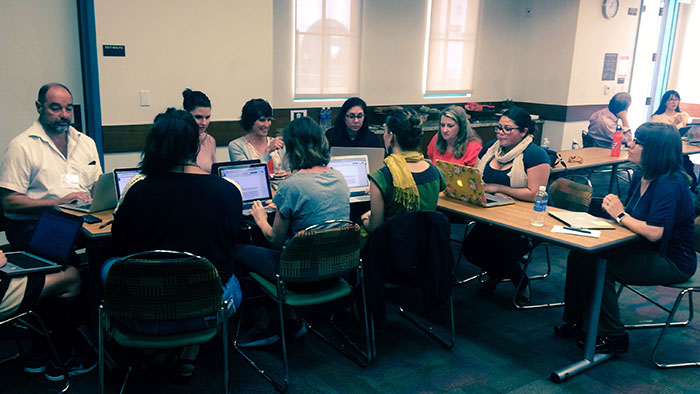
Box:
[139,90,150,107]
[290,109,307,119]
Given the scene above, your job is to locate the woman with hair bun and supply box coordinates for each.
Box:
[462,106,551,302]
[361,108,446,233]
[182,88,217,173]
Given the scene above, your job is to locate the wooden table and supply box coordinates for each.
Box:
[438,196,638,382]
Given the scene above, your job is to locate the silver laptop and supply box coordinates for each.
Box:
[60,172,117,213]
[328,155,371,203]
[331,147,385,173]
[1,210,84,276]
[217,162,274,216]
[113,168,142,199]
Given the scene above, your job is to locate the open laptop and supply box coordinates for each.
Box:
[328,155,371,203]
[113,167,142,199]
[435,160,515,208]
[331,147,385,173]
[684,123,700,145]
[217,162,273,216]
[60,172,117,213]
[1,210,84,276]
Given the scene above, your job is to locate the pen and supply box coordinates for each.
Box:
[563,226,591,234]
[99,220,113,229]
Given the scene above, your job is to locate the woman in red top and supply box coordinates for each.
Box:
[427,105,482,166]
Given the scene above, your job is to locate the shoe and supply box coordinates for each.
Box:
[554,322,583,338]
[177,358,196,378]
[44,356,97,381]
[515,279,531,304]
[285,318,307,340]
[576,332,629,354]
[235,326,280,348]
[478,275,504,294]
[23,353,48,374]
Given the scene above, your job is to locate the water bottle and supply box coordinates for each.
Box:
[531,186,548,227]
[320,107,331,131]
[571,140,581,149]
[541,138,550,150]
[611,127,622,157]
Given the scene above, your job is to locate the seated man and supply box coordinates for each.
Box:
[0,83,101,247]
[587,92,633,148]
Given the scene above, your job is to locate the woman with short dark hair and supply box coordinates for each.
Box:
[182,88,216,173]
[325,97,379,148]
[228,98,289,178]
[106,108,243,376]
[555,122,696,354]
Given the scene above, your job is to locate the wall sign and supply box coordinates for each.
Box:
[602,53,618,81]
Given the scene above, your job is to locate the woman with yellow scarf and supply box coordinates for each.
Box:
[361,108,445,232]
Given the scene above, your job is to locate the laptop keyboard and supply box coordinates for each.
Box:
[349,190,367,197]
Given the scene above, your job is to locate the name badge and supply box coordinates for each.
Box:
[61,173,81,189]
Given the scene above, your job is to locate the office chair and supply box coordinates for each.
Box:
[98,250,230,394]
[234,221,372,393]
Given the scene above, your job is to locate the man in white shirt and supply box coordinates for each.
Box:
[0,83,102,247]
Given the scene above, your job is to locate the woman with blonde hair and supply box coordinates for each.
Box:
[427,105,482,166]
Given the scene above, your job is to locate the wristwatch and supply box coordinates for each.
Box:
[615,212,628,224]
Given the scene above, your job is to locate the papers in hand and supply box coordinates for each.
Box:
[552,225,601,238]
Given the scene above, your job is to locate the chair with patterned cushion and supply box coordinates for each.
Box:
[233,221,372,392]
[98,250,230,394]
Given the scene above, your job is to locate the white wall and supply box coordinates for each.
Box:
[95,0,273,125]
[669,0,700,104]
[0,0,83,161]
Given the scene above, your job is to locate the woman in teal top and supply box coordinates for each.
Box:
[361,108,445,232]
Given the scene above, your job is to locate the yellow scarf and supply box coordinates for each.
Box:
[384,151,423,211]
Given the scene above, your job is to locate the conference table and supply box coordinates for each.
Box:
[551,141,700,194]
[437,196,638,382]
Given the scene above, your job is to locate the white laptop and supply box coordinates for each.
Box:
[328,155,371,203]
[331,147,385,173]
[217,162,274,216]
[113,167,142,199]
[60,172,117,213]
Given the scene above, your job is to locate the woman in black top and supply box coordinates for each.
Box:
[325,97,380,148]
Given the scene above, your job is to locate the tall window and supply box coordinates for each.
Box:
[295,0,362,98]
[424,0,480,96]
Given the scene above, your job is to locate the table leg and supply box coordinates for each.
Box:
[551,257,614,382]
[608,163,620,194]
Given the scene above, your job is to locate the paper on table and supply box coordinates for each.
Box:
[551,225,601,238]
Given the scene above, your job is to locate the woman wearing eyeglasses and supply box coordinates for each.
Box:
[228,98,290,179]
[462,106,551,302]
[426,105,482,166]
[325,97,380,148]
[650,90,690,129]
[555,123,695,354]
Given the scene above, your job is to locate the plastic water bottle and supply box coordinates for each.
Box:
[541,138,550,150]
[572,140,581,149]
[320,107,331,131]
[531,186,548,227]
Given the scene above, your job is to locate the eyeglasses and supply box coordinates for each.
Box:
[494,124,519,134]
[257,117,275,122]
[633,137,644,146]
[345,113,364,120]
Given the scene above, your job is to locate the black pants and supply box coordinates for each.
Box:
[462,223,529,283]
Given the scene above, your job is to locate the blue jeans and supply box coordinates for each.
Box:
[101,257,242,335]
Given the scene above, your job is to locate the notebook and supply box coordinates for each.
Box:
[59,172,117,213]
[435,160,515,208]
[328,155,371,203]
[548,211,615,230]
[113,167,142,199]
[217,162,273,216]
[1,210,84,276]
[331,147,385,173]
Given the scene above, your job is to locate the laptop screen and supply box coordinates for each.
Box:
[28,210,84,264]
[114,168,141,199]
[328,155,370,189]
[218,163,272,203]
